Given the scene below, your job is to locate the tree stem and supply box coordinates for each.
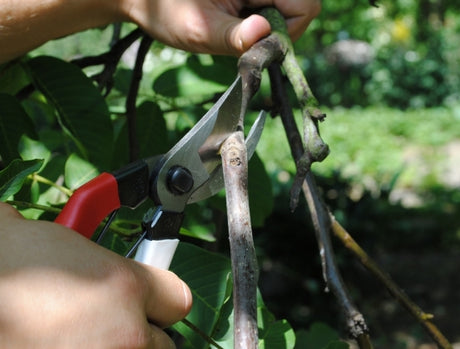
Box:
[221,131,258,349]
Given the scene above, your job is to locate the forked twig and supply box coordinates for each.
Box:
[72,28,143,95]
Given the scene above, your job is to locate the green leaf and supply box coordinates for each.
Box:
[186,55,238,87]
[180,227,216,242]
[0,93,37,163]
[25,56,114,170]
[0,61,30,95]
[0,159,43,201]
[18,135,51,164]
[294,322,349,349]
[171,243,295,349]
[112,101,169,169]
[34,154,67,206]
[98,230,130,255]
[113,67,133,95]
[324,342,349,349]
[153,55,235,98]
[64,153,99,190]
[171,243,232,349]
[258,306,296,349]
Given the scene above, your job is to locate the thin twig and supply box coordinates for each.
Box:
[125,34,153,161]
[7,200,62,215]
[71,28,143,95]
[109,23,123,48]
[29,173,73,197]
[221,131,258,349]
[330,216,453,349]
[181,319,224,349]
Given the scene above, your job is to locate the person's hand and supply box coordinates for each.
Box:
[0,202,192,348]
[0,0,320,63]
[120,0,322,55]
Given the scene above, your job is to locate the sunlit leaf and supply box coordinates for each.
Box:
[180,227,216,242]
[153,55,236,98]
[18,135,51,164]
[64,153,99,190]
[35,155,67,206]
[0,159,43,201]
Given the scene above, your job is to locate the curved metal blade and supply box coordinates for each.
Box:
[187,110,267,204]
[154,76,242,212]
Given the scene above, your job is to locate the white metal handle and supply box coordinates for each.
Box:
[134,238,179,270]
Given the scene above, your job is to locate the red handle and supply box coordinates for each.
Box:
[55,173,121,239]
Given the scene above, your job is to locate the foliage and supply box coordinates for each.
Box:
[0,31,347,346]
[296,0,460,108]
[0,159,43,201]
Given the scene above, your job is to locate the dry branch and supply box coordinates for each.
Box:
[330,216,453,349]
[268,64,372,347]
[221,131,258,349]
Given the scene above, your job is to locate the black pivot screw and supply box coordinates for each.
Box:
[166,166,194,195]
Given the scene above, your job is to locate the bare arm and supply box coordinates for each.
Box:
[0,0,120,63]
[0,0,321,63]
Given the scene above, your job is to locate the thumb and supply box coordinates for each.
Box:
[224,14,271,55]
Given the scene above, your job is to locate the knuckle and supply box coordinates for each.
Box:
[120,324,152,349]
[105,261,145,299]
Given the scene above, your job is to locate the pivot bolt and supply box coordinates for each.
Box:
[166,166,194,195]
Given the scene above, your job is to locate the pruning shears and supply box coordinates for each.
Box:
[54,76,266,269]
